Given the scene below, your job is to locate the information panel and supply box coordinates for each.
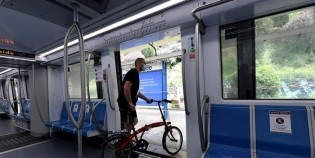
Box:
[0,48,35,58]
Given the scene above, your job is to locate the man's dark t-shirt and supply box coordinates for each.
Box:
[118,69,139,110]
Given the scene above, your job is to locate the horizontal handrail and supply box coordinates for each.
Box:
[191,0,233,34]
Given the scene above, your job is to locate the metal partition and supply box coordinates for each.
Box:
[191,0,233,152]
[32,64,46,123]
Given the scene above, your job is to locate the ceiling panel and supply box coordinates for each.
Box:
[0,5,67,53]
[0,0,169,67]
[0,58,33,68]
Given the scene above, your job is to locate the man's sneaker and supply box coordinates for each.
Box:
[121,129,131,138]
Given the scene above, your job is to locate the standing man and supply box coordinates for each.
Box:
[117,58,152,131]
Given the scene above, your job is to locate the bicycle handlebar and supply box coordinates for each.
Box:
[152,99,172,103]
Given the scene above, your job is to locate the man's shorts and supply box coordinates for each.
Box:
[118,100,137,124]
[120,110,137,124]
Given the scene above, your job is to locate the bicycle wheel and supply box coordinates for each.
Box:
[102,135,132,158]
[162,126,183,155]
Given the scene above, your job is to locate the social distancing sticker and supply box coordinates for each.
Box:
[269,111,292,134]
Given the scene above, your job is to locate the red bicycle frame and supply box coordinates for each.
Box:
[117,100,176,155]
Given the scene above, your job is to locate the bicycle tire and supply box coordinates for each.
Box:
[162,126,183,155]
[102,134,132,158]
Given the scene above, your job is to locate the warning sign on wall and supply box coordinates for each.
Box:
[188,37,195,62]
[269,111,292,134]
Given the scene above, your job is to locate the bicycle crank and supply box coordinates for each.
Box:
[135,139,149,151]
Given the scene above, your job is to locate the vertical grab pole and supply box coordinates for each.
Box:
[87,53,92,112]
[63,3,86,158]
[18,67,22,103]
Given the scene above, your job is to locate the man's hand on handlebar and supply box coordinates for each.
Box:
[146,99,153,104]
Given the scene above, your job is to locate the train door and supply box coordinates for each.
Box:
[117,27,187,156]
[0,82,2,99]
[1,80,5,100]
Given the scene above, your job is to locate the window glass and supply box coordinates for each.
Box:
[221,6,315,99]
[68,61,98,98]
[221,33,238,99]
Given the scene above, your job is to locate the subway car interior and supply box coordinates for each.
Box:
[1,0,315,158]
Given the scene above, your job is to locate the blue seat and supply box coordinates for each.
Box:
[45,100,107,137]
[45,101,73,128]
[47,101,82,131]
[10,99,31,120]
[83,101,107,137]
[203,104,251,158]
[61,102,95,134]
[1,99,11,114]
[0,99,10,114]
[255,105,311,158]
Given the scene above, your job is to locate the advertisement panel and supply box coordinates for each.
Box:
[137,70,165,106]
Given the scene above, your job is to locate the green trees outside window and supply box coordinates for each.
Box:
[221,6,315,99]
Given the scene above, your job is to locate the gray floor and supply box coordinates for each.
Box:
[0,117,25,136]
[136,108,187,150]
[0,117,102,158]
[0,137,101,158]
[0,116,186,158]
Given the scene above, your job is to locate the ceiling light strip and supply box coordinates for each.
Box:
[39,0,185,57]
[0,55,36,62]
[0,69,13,75]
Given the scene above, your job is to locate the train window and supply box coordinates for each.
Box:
[221,6,315,99]
[68,60,98,99]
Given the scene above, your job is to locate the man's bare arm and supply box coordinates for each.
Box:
[138,92,152,103]
[124,81,135,110]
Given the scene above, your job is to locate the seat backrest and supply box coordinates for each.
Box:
[21,99,31,119]
[70,101,82,121]
[60,101,72,121]
[83,101,95,124]
[255,105,311,157]
[59,100,106,127]
[93,101,106,127]
[2,99,10,113]
[0,98,3,109]
[210,104,250,149]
